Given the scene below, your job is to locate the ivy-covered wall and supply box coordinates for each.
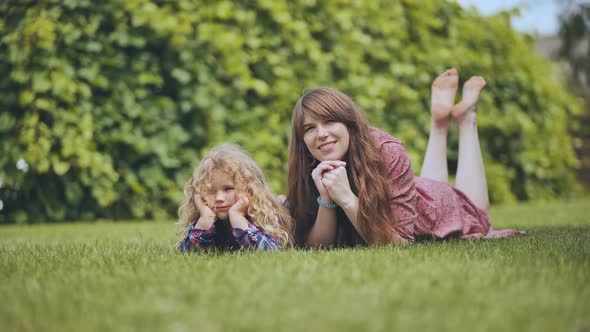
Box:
[0,0,582,223]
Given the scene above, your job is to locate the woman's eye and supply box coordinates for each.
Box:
[304,126,314,132]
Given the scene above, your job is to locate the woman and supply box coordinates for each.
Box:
[287,68,524,248]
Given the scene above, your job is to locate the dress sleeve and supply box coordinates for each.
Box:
[381,141,418,241]
[176,223,217,252]
[232,222,280,251]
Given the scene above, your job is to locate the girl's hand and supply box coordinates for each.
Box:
[321,165,356,207]
[228,195,249,219]
[228,195,250,229]
[193,194,216,229]
[311,161,346,203]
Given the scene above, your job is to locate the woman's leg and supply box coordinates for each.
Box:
[420,68,458,182]
[451,76,490,213]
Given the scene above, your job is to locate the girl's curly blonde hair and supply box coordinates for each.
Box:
[177,143,294,247]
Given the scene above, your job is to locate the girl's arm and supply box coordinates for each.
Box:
[228,197,280,251]
[176,222,217,252]
[232,222,280,251]
[177,193,219,252]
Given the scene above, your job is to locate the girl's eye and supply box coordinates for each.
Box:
[304,126,314,132]
[224,187,234,192]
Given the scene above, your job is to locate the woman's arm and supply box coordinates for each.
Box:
[318,165,367,242]
[306,196,339,248]
[305,161,347,248]
[381,141,417,243]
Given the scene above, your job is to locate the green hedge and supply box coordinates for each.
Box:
[0,0,582,223]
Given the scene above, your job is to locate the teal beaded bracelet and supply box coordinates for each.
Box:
[316,196,338,209]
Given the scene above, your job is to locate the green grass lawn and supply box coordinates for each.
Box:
[1,198,589,332]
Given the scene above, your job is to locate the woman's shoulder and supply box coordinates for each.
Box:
[369,128,412,174]
[369,127,410,166]
[369,127,404,150]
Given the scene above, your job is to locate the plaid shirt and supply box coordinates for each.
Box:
[177,221,280,252]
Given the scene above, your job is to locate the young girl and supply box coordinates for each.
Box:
[176,143,293,252]
[287,68,525,248]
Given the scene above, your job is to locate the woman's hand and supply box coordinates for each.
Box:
[193,194,216,229]
[321,165,356,208]
[311,161,346,203]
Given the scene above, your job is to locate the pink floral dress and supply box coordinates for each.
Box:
[371,128,525,243]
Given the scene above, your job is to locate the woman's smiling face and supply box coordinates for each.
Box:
[302,114,350,161]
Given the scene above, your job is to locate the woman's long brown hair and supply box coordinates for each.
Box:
[287,87,404,246]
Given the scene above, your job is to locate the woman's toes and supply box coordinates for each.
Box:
[431,68,459,126]
[451,76,486,123]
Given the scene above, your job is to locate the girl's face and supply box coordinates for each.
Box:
[302,114,350,161]
[204,170,238,220]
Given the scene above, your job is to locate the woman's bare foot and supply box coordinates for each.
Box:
[451,76,486,126]
[430,68,459,129]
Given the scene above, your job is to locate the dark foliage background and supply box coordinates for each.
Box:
[0,0,582,223]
